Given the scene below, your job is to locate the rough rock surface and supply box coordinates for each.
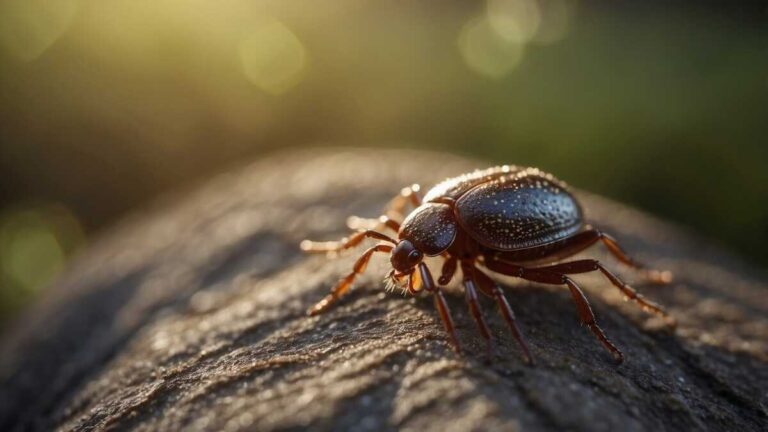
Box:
[0,149,766,432]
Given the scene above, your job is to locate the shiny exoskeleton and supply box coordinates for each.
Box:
[301,166,673,364]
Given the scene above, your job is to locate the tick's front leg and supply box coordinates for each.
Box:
[438,255,458,285]
[300,229,396,254]
[419,262,461,353]
[308,243,393,315]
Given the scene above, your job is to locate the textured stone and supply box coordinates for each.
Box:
[0,149,766,431]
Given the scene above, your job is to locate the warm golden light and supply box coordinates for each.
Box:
[458,17,525,79]
[0,0,79,61]
[486,0,541,43]
[0,0,765,321]
[239,19,308,95]
[0,211,63,293]
[0,204,84,313]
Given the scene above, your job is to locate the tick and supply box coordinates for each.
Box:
[301,166,673,364]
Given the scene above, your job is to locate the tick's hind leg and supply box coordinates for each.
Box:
[530,228,672,284]
[484,260,623,363]
[531,259,675,326]
[595,229,672,284]
[308,243,393,315]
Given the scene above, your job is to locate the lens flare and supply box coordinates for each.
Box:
[458,16,525,79]
[239,18,308,95]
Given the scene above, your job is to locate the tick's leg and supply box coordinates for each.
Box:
[346,215,401,233]
[593,229,672,284]
[407,270,421,295]
[460,263,494,357]
[350,185,423,226]
[529,259,673,324]
[300,229,397,254]
[484,260,624,363]
[582,228,672,284]
[308,243,393,315]
[438,255,458,285]
[561,275,624,363]
[494,228,671,284]
[386,184,423,218]
[419,262,461,353]
[473,266,533,364]
[305,186,417,252]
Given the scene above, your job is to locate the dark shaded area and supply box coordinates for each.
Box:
[0,149,765,431]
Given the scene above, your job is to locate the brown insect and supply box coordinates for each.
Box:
[301,166,673,364]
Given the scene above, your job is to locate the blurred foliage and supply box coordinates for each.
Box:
[0,0,766,323]
[0,204,84,318]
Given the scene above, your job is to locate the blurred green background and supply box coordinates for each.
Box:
[0,0,766,325]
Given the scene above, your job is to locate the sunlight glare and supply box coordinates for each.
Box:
[486,0,541,43]
[458,17,525,79]
[239,19,308,95]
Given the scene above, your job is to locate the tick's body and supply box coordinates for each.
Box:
[302,166,673,364]
[414,166,582,259]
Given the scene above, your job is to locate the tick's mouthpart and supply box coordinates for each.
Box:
[393,269,414,279]
[385,268,413,288]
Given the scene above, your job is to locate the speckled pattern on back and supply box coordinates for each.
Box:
[399,203,457,256]
[455,168,583,250]
[422,165,524,203]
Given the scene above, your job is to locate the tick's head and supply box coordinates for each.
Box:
[390,239,423,276]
